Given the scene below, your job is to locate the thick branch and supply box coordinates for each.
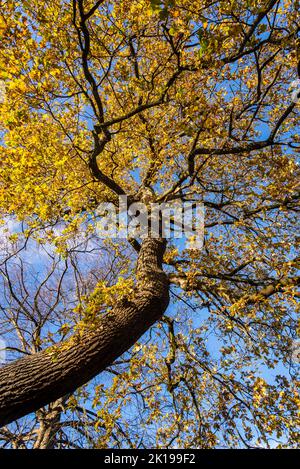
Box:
[0,238,169,427]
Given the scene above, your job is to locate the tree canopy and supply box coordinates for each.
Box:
[0,0,299,449]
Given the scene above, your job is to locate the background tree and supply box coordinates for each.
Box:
[0,0,299,448]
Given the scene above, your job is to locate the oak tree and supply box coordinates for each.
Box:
[0,0,299,448]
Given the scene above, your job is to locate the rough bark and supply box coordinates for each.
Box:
[0,238,169,427]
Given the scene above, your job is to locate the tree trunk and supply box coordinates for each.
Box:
[0,238,169,427]
[33,395,70,449]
